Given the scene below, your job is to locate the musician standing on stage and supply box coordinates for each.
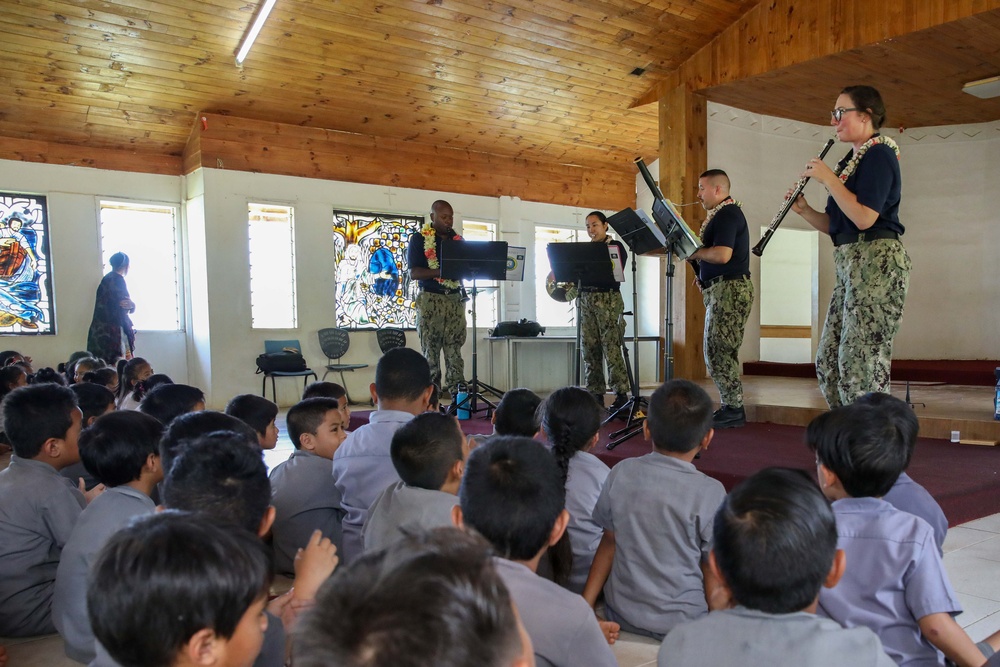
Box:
[689,170,753,429]
[791,85,910,408]
[581,211,629,412]
[407,200,466,395]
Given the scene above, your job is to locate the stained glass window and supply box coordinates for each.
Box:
[333,210,423,329]
[0,193,55,334]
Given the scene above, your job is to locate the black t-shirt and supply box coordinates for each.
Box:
[826,141,904,236]
[699,204,750,283]
[585,238,628,292]
[407,231,461,294]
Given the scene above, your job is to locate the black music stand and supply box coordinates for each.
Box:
[440,239,508,419]
[547,242,620,387]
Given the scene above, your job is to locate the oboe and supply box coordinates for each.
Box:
[752,139,836,257]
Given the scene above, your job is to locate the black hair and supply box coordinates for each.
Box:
[806,404,908,498]
[130,373,173,403]
[293,527,522,667]
[855,392,919,467]
[79,411,165,487]
[460,436,564,560]
[62,350,93,383]
[139,383,204,425]
[842,85,887,130]
[161,432,271,534]
[539,386,601,485]
[428,383,441,410]
[30,366,67,386]
[287,397,341,449]
[374,347,431,402]
[493,388,542,437]
[118,357,151,402]
[713,467,838,614]
[159,411,259,474]
[390,412,464,490]
[0,364,26,398]
[109,251,129,271]
[72,357,104,380]
[646,379,713,453]
[586,211,608,224]
[0,350,24,366]
[225,394,279,437]
[2,384,78,458]
[88,511,271,667]
[699,169,731,190]
[70,383,116,423]
[302,381,347,401]
[83,367,119,389]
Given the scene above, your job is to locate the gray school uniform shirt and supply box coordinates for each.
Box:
[0,455,86,637]
[493,558,617,667]
[331,409,413,563]
[53,486,156,662]
[362,480,457,553]
[818,497,962,667]
[883,472,948,556]
[657,606,896,667]
[564,451,610,594]
[592,452,726,637]
[269,449,344,575]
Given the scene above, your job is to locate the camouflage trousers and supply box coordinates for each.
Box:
[415,291,467,391]
[817,239,911,408]
[703,277,753,408]
[579,291,629,395]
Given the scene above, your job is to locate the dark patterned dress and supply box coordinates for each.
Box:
[86,271,135,364]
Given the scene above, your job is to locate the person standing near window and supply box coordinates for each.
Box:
[87,252,135,365]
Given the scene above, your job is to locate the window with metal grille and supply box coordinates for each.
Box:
[248,203,297,329]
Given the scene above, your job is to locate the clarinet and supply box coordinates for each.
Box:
[752,139,836,257]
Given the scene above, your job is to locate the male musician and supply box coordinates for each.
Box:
[580,211,629,411]
[407,200,466,395]
[689,170,753,428]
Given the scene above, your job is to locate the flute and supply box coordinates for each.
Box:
[752,139,836,257]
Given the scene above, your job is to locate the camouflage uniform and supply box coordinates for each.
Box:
[416,291,467,391]
[817,238,910,407]
[702,278,753,408]
[580,291,629,395]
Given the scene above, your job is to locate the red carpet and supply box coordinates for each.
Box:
[349,412,1000,528]
[744,359,1000,386]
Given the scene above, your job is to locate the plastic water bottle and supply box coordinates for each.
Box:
[455,384,471,421]
[994,368,1000,421]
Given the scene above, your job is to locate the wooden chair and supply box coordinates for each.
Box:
[260,339,317,403]
[317,328,369,404]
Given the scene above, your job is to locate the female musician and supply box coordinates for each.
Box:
[791,85,911,407]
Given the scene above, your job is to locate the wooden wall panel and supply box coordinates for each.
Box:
[0,136,182,174]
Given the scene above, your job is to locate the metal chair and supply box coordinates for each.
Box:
[376,327,407,354]
[260,339,318,403]
[317,327,369,404]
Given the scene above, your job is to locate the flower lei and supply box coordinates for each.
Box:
[699,197,742,238]
[421,223,462,290]
[837,135,900,182]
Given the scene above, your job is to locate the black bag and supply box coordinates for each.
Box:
[255,350,307,374]
[490,319,545,338]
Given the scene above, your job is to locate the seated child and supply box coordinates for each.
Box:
[159,410,259,474]
[0,363,29,452]
[856,391,948,555]
[52,411,164,663]
[83,367,120,394]
[71,357,104,385]
[121,372,172,412]
[226,394,280,450]
[809,404,991,666]
[332,347,434,563]
[362,412,468,553]
[61,382,117,491]
[302,381,350,429]
[539,386,609,594]
[492,388,542,438]
[456,436,619,667]
[294,527,534,667]
[657,467,895,666]
[269,397,347,575]
[30,366,67,385]
[139,383,205,425]
[115,357,152,410]
[0,384,86,637]
[583,379,726,640]
[88,511,272,667]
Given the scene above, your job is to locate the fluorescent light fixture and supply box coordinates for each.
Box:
[962,75,1000,99]
[235,0,277,66]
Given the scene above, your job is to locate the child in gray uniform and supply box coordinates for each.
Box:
[583,379,727,640]
[658,467,896,666]
[363,412,469,553]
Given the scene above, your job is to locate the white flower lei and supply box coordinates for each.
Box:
[837,135,900,182]
[420,223,461,290]
[699,197,742,238]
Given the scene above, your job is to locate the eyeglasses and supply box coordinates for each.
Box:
[831,107,859,122]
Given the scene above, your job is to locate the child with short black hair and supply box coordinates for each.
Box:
[226,394,280,450]
[53,411,165,663]
[363,412,468,552]
[809,404,992,666]
[61,382,117,491]
[455,436,618,667]
[657,467,895,666]
[87,511,272,667]
[270,397,347,574]
[139,383,205,425]
[583,379,726,640]
[302,381,350,428]
[492,387,542,437]
[159,410,259,474]
[0,384,86,637]
[83,367,119,394]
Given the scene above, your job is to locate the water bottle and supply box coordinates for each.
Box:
[455,383,471,421]
[994,368,1000,421]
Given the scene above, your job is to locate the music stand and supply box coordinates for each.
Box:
[547,242,620,386]
[440,239,508,419]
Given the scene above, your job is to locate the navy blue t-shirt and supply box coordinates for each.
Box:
[826,141,904,236]
[406,231,461,295]
[699,204,750,283]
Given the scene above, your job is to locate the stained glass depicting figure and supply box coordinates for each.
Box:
[0,193,54,334]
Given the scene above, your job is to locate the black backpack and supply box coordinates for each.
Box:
[490,319,545,338]
[255,349,307,374]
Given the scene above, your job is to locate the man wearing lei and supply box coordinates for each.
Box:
[791,85,911,408]
[406,199,466,395]
[689,169,753,429]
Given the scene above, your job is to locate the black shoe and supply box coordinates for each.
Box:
[712,405,746,429]
[609,392,629,412]
[591,391,606,407]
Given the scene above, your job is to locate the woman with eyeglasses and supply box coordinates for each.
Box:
[789,85,911,408]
